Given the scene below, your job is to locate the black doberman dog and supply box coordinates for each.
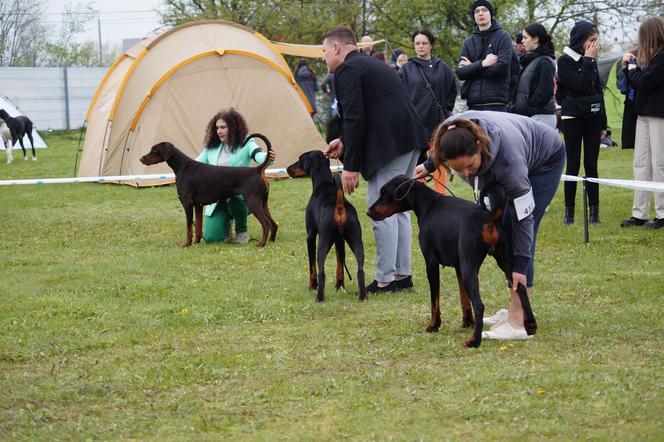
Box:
[367,175,536,348]
[287,150,366,302]
[140,134,278,248]
[0,109,36,160]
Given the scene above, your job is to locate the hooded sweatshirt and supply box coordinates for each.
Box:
[456,19,513,107]
[424,111,565,274]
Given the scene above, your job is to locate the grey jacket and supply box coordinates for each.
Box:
[426,111,565,273]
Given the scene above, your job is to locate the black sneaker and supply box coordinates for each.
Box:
[645,218,664,229]
[620,217,648,227]
[366,280,397,293]
[394,276,414,290]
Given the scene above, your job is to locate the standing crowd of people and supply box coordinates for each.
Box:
[317,4,663,341]
[194,4,663,341]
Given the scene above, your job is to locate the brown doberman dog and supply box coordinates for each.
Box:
[140,134,278,247]
[367,175,536,348]
[287,150,366,302]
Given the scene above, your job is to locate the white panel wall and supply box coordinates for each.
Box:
[0,67,107,131]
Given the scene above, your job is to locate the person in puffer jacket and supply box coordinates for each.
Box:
[456,0,513,111]
[556,20,607,226]
[510,23,557,129]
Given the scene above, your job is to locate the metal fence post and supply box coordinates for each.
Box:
[583,177,589,244]
[63,63,70,131]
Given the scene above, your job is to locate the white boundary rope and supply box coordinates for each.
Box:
[1,170,662,192]
[0,166,345,186]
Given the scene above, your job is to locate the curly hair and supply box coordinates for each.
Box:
[430,119,491,168]
[204,108,248,151]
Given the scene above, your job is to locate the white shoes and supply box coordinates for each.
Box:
[234,232,250,244]
[482,321,533,340]
[484,309,508,325]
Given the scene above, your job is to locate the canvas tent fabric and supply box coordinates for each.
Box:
[597,55,624,133]
[77,20,325,186]
[269,39,386,58]
[0,94,48,149]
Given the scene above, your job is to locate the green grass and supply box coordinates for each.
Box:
[1,131,663,440]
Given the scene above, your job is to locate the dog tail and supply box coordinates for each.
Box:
[245,133,273,175]
[333,173,347,235]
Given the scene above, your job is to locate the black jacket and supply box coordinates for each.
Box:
[510,47,556,116]
[398,56,457,139]
[456,19,513,108]
[626,51,664,118]
[556,47,607,128]
[334,51,428,179]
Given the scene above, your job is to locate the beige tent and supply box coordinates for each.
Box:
[78,20,326,186]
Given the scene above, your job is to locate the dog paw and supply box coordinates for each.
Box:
[425,324,440,333]
[463,338,481,348]
[461,318,475,328]
[180,242,192,248]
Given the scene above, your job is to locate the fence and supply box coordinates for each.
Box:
[0,67,107,131]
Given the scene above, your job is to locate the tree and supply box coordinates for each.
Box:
[0,0,48,66]
[40,3,103,67]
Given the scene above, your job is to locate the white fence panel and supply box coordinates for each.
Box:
[0,67,107,131]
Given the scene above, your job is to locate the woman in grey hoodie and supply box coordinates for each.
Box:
[415,111,565,340]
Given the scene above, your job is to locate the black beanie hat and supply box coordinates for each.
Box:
[569,20,596,54]
[470,0,495,18]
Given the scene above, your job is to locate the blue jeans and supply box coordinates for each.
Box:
[503,155,565,287]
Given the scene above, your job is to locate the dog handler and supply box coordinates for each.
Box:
[197,108,275,244]
[414,111,565,340]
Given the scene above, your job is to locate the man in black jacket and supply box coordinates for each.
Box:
[456,0,513,111]
[322,26,427,293]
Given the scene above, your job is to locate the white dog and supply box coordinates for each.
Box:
[0,120,12,164]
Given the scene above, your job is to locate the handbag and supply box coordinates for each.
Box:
[579,94,603,114]
[416,64,447,122]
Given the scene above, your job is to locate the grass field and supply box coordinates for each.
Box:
[1,131,663,440]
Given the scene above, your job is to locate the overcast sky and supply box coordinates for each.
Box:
[44,0,164,48]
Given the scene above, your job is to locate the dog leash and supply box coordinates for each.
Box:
[394,175,456,201]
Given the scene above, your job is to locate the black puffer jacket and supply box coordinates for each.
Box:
[456,19,513,108]
[510,47,556,116]
[399,56,457,139]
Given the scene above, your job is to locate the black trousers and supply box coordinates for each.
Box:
[562,115,602,207]
[621,100,637,149]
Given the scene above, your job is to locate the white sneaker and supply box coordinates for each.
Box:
[482,321,533,340]
[234,232,250,244]
[484,309,508,325]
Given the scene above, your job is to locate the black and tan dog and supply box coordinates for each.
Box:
[367,175,536,348]
[140,134,278,248]
[287,150,366,302]
[0,109,36,161]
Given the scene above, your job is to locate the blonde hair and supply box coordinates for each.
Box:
[637,17,664,68]
[430,119,491,168]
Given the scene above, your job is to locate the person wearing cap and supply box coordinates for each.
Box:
[556,20,607,226]
[456,0,513,111]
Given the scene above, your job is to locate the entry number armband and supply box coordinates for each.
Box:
[514,188,535,221]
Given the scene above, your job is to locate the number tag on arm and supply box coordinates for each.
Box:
[513,188,535,221]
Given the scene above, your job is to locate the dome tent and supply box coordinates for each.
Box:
[77,20,325,186]
[0,93,48,149]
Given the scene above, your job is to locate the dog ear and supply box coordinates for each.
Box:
[157,142,174,160]
[393,178,415,201]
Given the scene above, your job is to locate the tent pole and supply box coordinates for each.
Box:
[73,120,87,176]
